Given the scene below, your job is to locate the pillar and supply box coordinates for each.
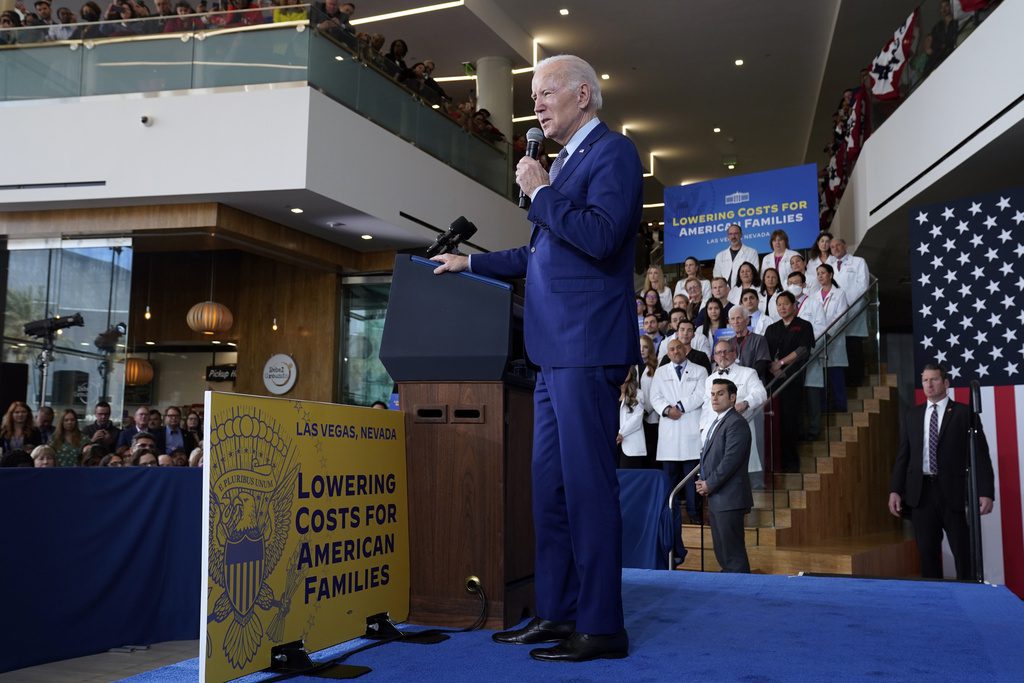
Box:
[475,56,514,141]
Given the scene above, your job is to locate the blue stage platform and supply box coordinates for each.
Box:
[123,569,1024,682]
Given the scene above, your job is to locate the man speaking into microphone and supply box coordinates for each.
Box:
[432,54,643,662]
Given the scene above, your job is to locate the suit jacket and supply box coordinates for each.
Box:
[471,122,643,368]
[890,399,995,510]
[699,408,753,512]
[116,424,165,453]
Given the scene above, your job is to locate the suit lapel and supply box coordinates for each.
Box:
[935,401,956,445]
[551,122,608,189]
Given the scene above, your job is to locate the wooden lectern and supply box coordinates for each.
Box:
[380,255,535,629]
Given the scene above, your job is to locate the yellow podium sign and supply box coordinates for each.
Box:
[199,392,409,682]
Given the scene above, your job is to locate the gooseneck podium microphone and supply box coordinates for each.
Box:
[425,216,478,257]
[518,127,545,209]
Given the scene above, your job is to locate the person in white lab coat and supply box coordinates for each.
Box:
[713,224,759,287]
[701,338,767,480]
[617,366,647,468]
[650,338,709,523]
[829,237,870,386]
[674,256,712,303]
[759,229,800,283]
[638,335,660,468]
[802,264,850,436]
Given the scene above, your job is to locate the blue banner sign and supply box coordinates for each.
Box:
[663,163,819,264]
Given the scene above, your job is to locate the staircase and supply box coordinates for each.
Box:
[678,373,920,576]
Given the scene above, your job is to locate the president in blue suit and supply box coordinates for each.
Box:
[432,55,642,662]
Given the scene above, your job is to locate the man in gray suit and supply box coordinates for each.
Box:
[696,379,754,572]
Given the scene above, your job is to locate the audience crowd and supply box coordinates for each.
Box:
[0,400,204,468]
[624,225,872,521]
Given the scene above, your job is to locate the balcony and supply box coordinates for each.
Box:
[0,8,513,199]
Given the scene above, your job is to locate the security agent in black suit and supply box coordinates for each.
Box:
[888,364,995,580]
[696,378,754,573]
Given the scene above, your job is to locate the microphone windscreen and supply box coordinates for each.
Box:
[526,127,544,144]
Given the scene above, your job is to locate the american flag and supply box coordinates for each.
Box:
[868,9,918,101]
[909,188,1024,597]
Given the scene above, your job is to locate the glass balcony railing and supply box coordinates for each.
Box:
[0,7,514,199]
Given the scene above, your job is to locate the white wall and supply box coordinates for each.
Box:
[125,350,236,413]
[0,86,310,201]
[305,89,529,253]
[0,85,528,252]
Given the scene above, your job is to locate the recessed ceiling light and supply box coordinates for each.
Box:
[335,56,344,62]
[734,59,744,66]
[80,342,90,346]
[559,8,569,15]
[713,127,721,133]
[727,164,736,170]
[600,73,610,80]
[290,207,303,214]
[145,341,155,345]
[211,340,221,344]
[360,234,373,240]
[227,342,237,347]
[432,104,440,109]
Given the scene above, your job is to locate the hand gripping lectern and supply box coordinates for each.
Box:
[379,255,535,629]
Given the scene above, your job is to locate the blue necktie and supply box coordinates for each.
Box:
[675,364,683,380]
[549,149,568,184]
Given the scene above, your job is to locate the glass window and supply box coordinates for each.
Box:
[2,240,131,421]
[338,276,393,407]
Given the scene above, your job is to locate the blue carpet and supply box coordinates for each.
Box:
[122,570,1024,682]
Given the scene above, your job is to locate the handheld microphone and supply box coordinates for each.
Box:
[518,127,545,209]
[425,216,478,257]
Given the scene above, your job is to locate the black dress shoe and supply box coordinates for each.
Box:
[492,617,575,645]
[529,630,629,662]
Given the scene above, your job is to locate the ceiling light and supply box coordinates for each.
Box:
[433,75,476,82]
[272,317,278,332]
[643,202,665,209]
[80,342,90,346]
[559,8,569,15]
[335,56,344,61]
[432,104,440,109]
[145,341,156,345]
[647,222,654,227]
[360,234,373,240]
[211,340,221,344]
[727,164,736,170]
[290,207,303,214]
[734,59,744,66]
[350,0,465,25]
[713,127,721,133]
[227,342,237,347]
[512,115,537,122]
[600,73,609,80]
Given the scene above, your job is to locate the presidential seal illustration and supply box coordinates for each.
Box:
[206,409,300,670]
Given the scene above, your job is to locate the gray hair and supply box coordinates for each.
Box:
[729,306,750,322]
[536,55,603,111]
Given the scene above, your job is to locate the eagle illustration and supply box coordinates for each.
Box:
[206,413,299,670]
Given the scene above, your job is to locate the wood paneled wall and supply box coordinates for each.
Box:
[232,253,339,402]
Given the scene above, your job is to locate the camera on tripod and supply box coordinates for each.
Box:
[23,313,85,340]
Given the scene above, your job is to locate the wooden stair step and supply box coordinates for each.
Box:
[825,412,853,427]
[745,508,791,528]
[773,473,805,490]
[752,489,790,508]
